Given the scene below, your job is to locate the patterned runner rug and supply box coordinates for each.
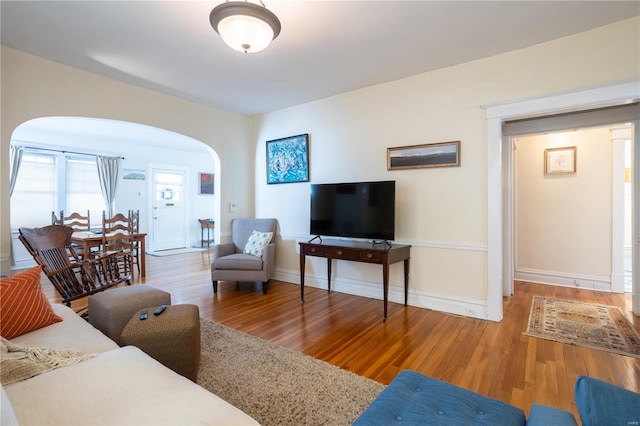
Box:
[525,296,640,358]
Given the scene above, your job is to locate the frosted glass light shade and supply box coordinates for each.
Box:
[210,2,281,54]
[218,14,273,53]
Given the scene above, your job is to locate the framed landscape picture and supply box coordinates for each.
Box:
[388,141,460,170]
[266,134,309,184]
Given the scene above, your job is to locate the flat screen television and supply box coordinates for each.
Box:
[310,180,395,241]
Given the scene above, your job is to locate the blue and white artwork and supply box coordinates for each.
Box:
[266,134,309,184]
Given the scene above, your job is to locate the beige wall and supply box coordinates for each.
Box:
[251,17,639,318]
[1,46,252,275]
[2,17,638,319]
[515,128,613,284]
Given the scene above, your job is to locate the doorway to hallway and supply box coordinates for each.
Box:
[512,124,634,295]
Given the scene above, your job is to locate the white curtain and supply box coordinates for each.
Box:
[96,156,120,217]
[9,146,24,197]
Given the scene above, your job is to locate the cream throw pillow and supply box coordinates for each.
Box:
[243,230,273,257]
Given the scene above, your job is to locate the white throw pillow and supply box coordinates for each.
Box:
[243,230,273,257]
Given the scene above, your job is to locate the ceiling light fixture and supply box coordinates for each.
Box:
[209,0,281,54]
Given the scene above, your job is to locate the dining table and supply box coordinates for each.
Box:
[71,231,147,278]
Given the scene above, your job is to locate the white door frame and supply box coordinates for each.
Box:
[485,81,640,321]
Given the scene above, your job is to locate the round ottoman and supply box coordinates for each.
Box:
[120,304,201,382]
[88,285,171,346]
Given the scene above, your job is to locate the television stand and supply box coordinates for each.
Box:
[299,239,411,321]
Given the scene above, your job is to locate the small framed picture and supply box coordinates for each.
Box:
[387,141,460,170]
[266,134,309,184]
[544,147,576,175]
[199,172,214,195]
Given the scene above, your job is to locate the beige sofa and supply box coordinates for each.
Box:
[1,303,259,425]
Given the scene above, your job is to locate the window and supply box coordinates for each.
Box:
[10,153,57,229]
[66,157,105,225]
[10,150,105,230]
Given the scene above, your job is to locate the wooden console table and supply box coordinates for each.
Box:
[299,239,411,320]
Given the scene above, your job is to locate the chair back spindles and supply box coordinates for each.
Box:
[18,224,131,310]
[128,209,141,274]
[51,211,63,225]
[130,209,140,233]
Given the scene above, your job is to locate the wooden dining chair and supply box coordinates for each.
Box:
[52,210,93,256]
[18,224,131,315]
[100,211,135,277]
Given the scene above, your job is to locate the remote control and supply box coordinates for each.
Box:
[140,310,147,320]
[153,305,167,316]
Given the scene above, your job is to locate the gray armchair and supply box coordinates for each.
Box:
[210,218,277,294]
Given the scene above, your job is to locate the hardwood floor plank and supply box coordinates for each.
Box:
[29,249,639,420]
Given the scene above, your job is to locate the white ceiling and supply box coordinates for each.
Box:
[2,1,639,118]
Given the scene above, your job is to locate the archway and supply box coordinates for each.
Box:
[10,116,221,268]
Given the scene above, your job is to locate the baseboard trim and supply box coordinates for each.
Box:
[514,268,611,292]
[274,268,489,320]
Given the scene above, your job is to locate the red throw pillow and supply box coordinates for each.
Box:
[0,266,62,339]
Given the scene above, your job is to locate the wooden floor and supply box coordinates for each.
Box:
[39,249,639,420]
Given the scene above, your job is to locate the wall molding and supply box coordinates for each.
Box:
[514,267,611,291]
[274,267,488,320]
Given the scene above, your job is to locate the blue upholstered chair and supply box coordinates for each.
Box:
[354,370,640,426]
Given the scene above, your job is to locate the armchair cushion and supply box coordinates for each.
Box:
[243,230,273,257]
[575,376,640,426]
[0,266,62,339]
[215,253,264,271]
[354,370,526,425]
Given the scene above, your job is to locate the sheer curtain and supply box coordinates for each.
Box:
[96,156,120,217]
[9,145,24,196]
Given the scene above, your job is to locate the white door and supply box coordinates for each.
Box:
[151,168,187,251]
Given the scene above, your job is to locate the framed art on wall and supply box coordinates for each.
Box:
[123,168,146,180]
[544,146,576,175]
[387,141,460,170]
[199,172,214,195]
[266,134,309,184]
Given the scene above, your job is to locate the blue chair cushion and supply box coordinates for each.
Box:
[527,403,577,426]
[353,370,526,426]
[575,376,640,426]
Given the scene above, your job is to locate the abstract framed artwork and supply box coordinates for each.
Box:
[387,141,460,170]
[199,172,214,195]
[544,146,576,175]
[266,134,309,184]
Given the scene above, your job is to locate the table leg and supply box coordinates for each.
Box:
[383,262,389,321]
[300,253,305,302]
[404,258,410,306]
[327,258,332,292]
[83,242,90,260]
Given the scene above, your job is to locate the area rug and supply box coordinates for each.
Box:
[197,319,384,425]
[525,296,640,358]
[148,248,205,257]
